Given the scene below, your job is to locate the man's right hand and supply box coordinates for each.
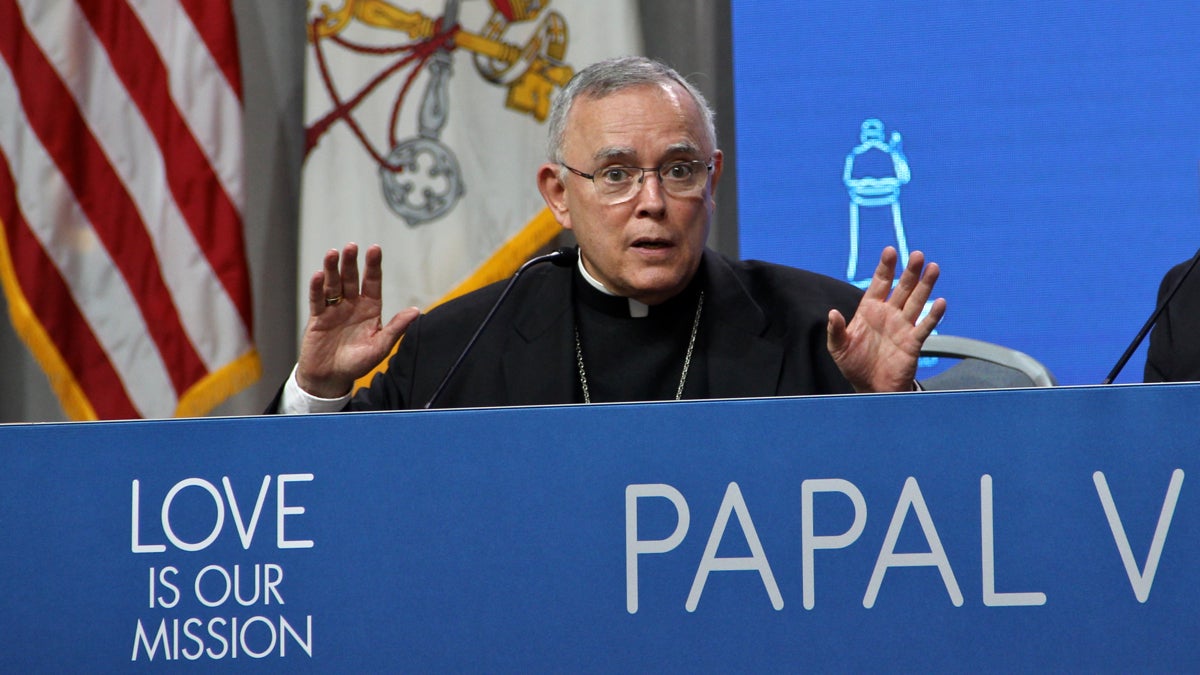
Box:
[295,243,420,398]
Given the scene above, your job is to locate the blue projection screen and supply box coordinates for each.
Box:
[732,2,1200,385]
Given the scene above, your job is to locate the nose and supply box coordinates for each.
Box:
[633,169,666,217]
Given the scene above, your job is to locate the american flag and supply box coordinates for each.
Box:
[0,0,258,419]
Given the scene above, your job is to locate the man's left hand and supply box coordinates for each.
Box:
[827,247,946,393]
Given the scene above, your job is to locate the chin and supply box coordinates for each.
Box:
[628,273,690,304]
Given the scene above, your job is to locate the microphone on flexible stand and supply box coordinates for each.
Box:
[1102,245,1200,384]
[423,246,578,408]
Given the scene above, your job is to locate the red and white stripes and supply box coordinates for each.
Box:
[0,0,257,419]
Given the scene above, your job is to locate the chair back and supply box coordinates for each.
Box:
[920,335,1057,390]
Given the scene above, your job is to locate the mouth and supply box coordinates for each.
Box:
[631,238,674,251]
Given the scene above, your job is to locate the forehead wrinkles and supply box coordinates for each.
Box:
[565,84,710,163]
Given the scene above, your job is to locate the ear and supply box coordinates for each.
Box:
[537,163,572,230]
[707,149,725,203]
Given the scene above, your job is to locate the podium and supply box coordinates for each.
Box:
[2,384,1198,670]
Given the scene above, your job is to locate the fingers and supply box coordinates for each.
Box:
[312,243,369,314]
[339,243,361,301]
[886,250,926,311]
[307,270,327,315]
[382,306,422,345]
[900,259,939,323]
[826,308,848,354]
[360,244,385,300]
[320,246,345,307]
[862,246,899,301]
[916,297,947,342]
[868,248,944,324]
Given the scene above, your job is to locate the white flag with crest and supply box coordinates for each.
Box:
[301,0,643,345]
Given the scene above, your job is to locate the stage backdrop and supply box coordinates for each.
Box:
[732,1,1200,385]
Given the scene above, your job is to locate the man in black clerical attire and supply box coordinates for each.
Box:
[1145,258,1200,382]
[274,56,945,414]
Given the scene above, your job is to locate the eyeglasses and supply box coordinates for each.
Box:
[561,159,714,204]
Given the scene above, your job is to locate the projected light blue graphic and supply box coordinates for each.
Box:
[845,118,911,287]
[732,1,1200,385]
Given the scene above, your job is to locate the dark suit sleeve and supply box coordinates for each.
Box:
[345,316,427,411]
[1144,261,1192,382]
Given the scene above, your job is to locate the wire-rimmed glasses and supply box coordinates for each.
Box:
[561,159,714,204]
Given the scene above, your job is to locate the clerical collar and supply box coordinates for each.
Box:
[577,257,650,317]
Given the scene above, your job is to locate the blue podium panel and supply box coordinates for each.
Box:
[1,385,1198,671]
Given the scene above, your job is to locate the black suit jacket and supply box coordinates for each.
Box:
[1145,258,1200,382]
[344,249,862,410]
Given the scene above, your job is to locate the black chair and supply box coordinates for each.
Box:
[919,335,1057,390]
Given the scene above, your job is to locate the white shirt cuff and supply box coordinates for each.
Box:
[279,364,352,414]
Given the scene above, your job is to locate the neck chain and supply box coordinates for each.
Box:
[574,291,704,404]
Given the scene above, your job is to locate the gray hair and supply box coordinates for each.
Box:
[545,56,718,164]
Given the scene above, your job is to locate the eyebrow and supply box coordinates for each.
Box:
[591,146,636,164]
[591,142,705,165]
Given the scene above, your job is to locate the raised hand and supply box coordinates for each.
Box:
[827,247,946,393]
[296,243,419,398]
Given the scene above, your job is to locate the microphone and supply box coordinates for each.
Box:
[423,246,578,408]
[1102,245,1200,384]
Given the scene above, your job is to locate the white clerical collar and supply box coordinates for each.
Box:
[577,257,649,318]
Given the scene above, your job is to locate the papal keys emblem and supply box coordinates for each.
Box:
[306,0,575,225]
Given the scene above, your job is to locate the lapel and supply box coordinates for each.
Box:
[701,250,787,398]
[500,264,578,404]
